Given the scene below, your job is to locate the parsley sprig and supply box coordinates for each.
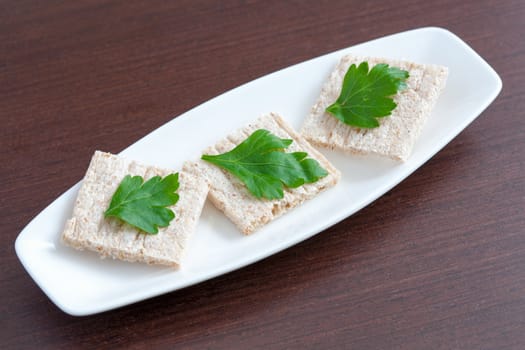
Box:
[326,61,409,128]
[104,173,179,234]
[202,129,328,200]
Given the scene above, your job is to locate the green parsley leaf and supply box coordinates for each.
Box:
[104,173,179,234]
[325,61,409,128]
[201,129,328,200]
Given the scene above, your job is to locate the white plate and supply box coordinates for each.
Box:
[15,27,502,316]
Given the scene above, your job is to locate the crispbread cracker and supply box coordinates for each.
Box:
[61,151,208,267]
[301,54,448,161]
[199,112,340,235]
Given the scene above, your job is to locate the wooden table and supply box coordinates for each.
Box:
[2,0,524,348]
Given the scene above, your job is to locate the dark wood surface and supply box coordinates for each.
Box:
[1,0,524,348]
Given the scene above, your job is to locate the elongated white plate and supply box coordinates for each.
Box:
[15,27,501,316]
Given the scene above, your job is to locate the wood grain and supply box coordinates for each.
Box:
[1,0,524,348]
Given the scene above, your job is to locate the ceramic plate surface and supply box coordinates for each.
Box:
[15,27,502,316]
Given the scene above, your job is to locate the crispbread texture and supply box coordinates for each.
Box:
[301,54,448,161]
[61,151,208,267]
[199,112,340,235]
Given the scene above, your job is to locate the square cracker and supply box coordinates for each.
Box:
[199,112,341,235]
[61,151,208,267]
[301,54,448,161]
